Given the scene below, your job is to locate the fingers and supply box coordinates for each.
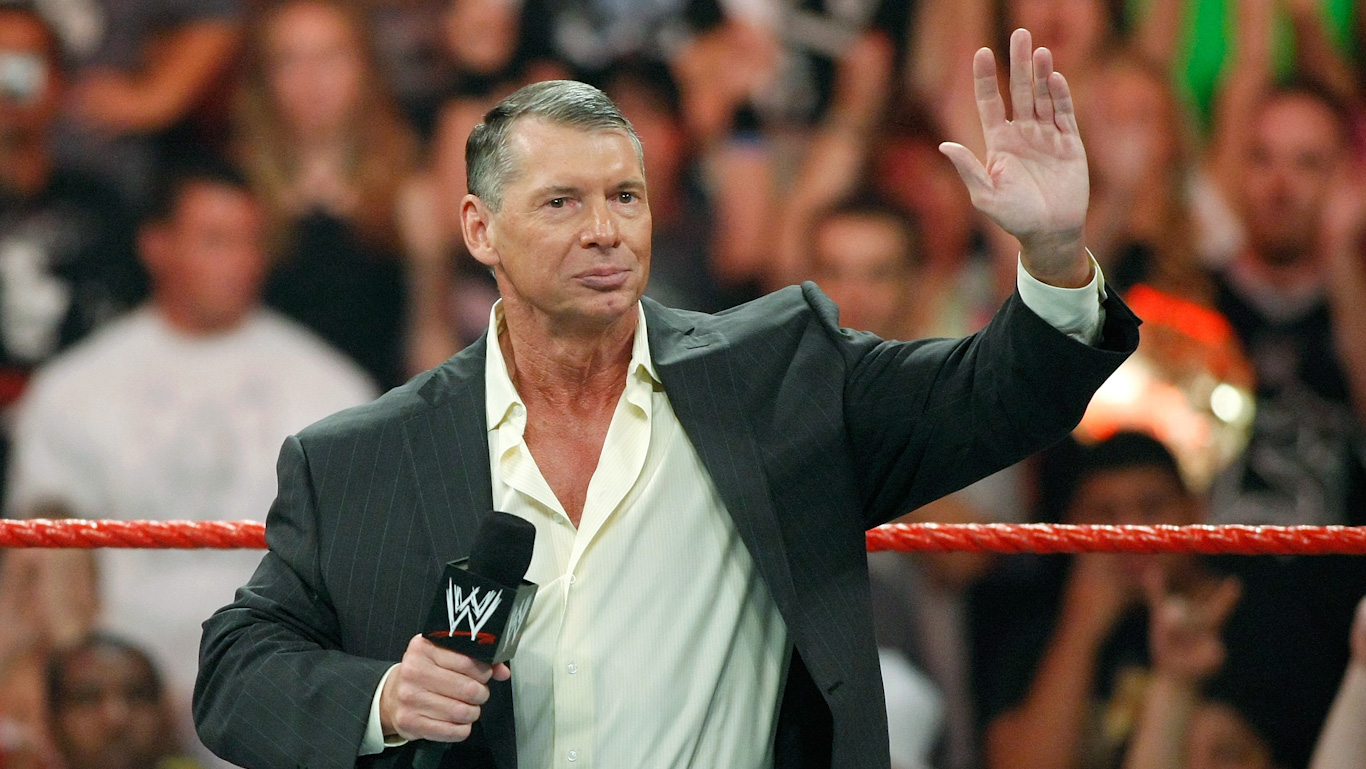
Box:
[1009,28,1034,123]
[972,46,1007,134]
[939,142,992,197]
[383,635,501,743]
[1203,577,1242,627]
[491,662,512,682]
[1032,47,1054,124]
[1049,71,1079,135]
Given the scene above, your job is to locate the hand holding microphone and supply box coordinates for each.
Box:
[378,633,510,744]
[377,512,537,753]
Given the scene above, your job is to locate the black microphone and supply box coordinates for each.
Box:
[412,511,538,769]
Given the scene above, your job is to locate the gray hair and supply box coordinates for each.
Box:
[465,80,644,211]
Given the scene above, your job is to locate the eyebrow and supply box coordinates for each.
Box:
[534,185,582,198]
[532,180,646,197]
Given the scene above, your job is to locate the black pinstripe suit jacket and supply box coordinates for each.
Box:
[195,282,1139,769]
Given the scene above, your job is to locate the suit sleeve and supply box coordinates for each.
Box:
[829,284,1140,528]
[195,434,391,768]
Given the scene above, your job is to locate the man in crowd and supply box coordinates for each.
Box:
[31,0,242,207]
[4,160,376,760]
[196,31,1139,768]
[1210,79,1366,530]
[1199,79,1366,764]
[47,634,206,769]
[0,6,143,466]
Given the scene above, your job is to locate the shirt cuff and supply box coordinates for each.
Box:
[1016,252,1108,346]
[360,664,409,756]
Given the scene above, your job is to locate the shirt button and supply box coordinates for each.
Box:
[567,574,577,584]
[567,663,578,674]
[568,750,578,762]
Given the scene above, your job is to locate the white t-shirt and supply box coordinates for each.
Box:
[6,306,377,697]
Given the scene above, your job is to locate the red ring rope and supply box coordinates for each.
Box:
[1,519,1364,555]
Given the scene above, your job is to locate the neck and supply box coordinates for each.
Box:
[1237,246,1322,291]
[498,302,637,409]
[153,301,250,338]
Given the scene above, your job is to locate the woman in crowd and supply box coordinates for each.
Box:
[236,0,417,387]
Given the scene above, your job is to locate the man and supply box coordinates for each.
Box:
[1209,80,1366,529]
[0,5,143,422]
[5,161,376,757]
[196,30,1139,768]
[36,0,242,207]
[47,634,206,769]
[809,196,923,339]
[978,432,1236,769]
[1202,80,1366,765]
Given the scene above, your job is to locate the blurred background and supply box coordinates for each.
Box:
[0,0,1365,767]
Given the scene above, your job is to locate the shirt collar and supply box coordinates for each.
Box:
[485,301,658,432]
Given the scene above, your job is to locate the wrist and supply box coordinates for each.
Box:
[379,670,399,738]
[1019,232,1091,288]
[1148,668,1206,699]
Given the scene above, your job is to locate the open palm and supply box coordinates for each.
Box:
[941,28,1090,286]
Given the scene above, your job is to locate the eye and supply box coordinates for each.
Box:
[618,191,636,204]
[548,198,566,208]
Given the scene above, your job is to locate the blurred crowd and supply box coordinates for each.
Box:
[0,0,1365,767]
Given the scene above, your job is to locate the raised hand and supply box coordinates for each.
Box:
[940,28,1091,287]
[1143,570,1242,686]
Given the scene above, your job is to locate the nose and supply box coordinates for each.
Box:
[578,198,620,250]
[99,692,133,729]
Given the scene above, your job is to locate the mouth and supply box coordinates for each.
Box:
[576,267,632,290]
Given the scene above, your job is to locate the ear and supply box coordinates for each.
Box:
[460,194,499,269]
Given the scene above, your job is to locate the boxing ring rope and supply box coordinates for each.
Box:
[1,519,1365,555]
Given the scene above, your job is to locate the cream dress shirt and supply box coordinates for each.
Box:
[361,259,1107,766]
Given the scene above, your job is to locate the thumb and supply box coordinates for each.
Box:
[939,142,993,197]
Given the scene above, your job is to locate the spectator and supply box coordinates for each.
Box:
[606,59,736,312]
[46,634,204,769]
[1077,49,1211,300]
[808,195,923,339]
[236,0,418,387]
[1121,562,1270,769]
[35,0,242,206]
[0,5,144,426]
[4,160,375,762]
[1207,81,1366,528]
[871,101,1010,337]
[979,432,1236,769]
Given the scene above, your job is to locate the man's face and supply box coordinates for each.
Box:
[812,214,914,338]
[50,647,169,769]
[143,182,268,333]
[465,119,651,331]
[1240,95,1344,267]
[0,11,60,142]
[1068,464,1197,582]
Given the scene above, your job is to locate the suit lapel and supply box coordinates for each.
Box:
[643,299,799,621]
[402,335,496,565]
[400,336,516,769]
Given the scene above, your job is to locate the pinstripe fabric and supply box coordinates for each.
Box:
[195,282,1139,769]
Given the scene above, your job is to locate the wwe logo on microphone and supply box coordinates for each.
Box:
[445,580,503,644]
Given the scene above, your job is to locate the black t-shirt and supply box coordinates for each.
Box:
[264,212,406,390]
[0,171,145,386]
[1210,270,1366,527]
